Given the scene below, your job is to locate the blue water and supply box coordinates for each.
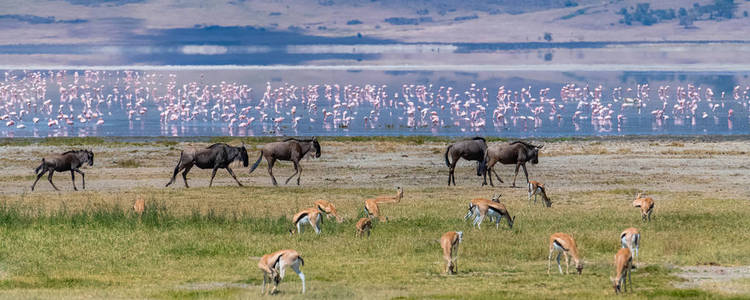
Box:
[0,69,747,138]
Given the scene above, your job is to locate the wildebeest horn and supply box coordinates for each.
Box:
[538,144,544,149]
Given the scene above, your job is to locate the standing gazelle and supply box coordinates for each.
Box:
[620,227,640,265]
[289,208,322,235]
[440,231,463,274]
[548,233,584,275]
[528,180,552,207]
[314,200,344,223]
[258,249,305,295]
[633,193,654,222]
[355,217,372,237]
[612,248,633,294]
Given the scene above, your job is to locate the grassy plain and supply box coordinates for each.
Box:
[0,136,747,299]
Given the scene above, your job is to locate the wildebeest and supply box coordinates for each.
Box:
[483,141,543,187]
[444,137,487,186]
[165,143,249,188]
[31,149,94,191]
[249,137,321,186]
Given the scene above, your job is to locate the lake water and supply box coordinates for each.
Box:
[0,67,748,138]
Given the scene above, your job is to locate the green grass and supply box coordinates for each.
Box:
[0,186,746,299]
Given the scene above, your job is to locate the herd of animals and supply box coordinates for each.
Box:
[28,136,656,295]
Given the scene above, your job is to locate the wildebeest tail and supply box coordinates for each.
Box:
[249,150,263,173]
[444,145,453,167]
[34,159,45,175]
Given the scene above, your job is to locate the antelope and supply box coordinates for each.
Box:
[355,217,372,237]
[258,249,305,295]
[611,248,633,294]
[364,199,385,222]
[314,200,344,223]
[620,227,640,265]
[632,193,654,222]
[289,208,322,235]
[133,197,145,214]
[472,201,515,230]
[548,233,584,275]
[363,187,403,222]
[528,180,552,207]
[464,193,501,221]
[440,231,463,274]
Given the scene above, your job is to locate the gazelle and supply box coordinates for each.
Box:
[289,208,322,235]
[363,186,403,222]
[548,232,584,275]
[364,199,386,222]
[258,249,305,295]
[133,197,145,214]
[611,248,633,294]
[440,231,463,274]
[472,201,515,229]
[528,180,552,207]
[314,200,344,223]
[620,227,640,265]
[373,186,404,204]
[355,217,372,237]
[632,193,654,222]
[464,193,501,221]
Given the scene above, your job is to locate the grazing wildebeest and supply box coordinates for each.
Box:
[444,137,487,186]
[31,149,94,191]
[483,141,543,187]
[165,143,249,188]
[249,137,321,186]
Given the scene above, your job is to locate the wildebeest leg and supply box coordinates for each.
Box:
[267,158,278,186]
[74,169,86,189]
[182,164,193,188]
[484,159,497,187]
[47,170,60,191]
[31,169,47,191]
[70,170,78,191]
[448,159,458,186]
[521,163,530,185]
[166,160,183,187]
[512,163,521,187]
[226,167,243,187]
[208,167,219,187]
[285,160,299,185]
[296,162,302,185]
[492,168,503,183]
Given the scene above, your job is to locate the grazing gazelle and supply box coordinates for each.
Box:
[363,187,403,222]
[528,180,552,207]
[612,248,633,294]
[464,193,501,221]
[440,231,463,274]
[314,200,344,223]
[472,201,515,230]
[620,227,640,265]
[289,208,322,235]
[355,217,372,237]
[258,249,305,295]
[632,193,655,222]
[548,233,584,275]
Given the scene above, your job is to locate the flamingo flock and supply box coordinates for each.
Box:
[0,70,747,137]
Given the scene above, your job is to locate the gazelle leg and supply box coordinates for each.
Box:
[261,273,267,295]
[548,248,553,274]
[564,252,570,274]
[556,252,563,274]
[291,261,305,294]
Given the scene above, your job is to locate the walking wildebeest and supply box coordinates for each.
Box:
[444,137,487,186]
[165,143,249,188]
[249,137,321,186]
[31,149,94,191]
[483,141,543,187]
